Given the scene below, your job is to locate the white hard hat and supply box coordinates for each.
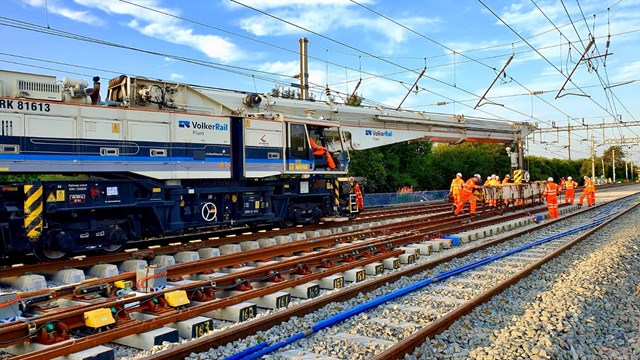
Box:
[505,174,510,178]
[567,176,572,180]
[584,176,589,179]
[474,174,481,181]
[547,177,553,182]
[456,173,462,177]
[491,174,496,179]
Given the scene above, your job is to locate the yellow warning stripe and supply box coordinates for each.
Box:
[24,185,43,238]
[333,179,339,206]
[513,170,523,183]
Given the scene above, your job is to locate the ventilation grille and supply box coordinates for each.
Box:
[16,80,62,101]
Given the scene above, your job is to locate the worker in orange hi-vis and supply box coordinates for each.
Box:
[353,181,364,211]
[588,179,596,206]
[454,174,481,215]
[502,174,511,205]
[579,176,596,207]
[309,136,336,169]
[542,177,561,219]
[483,175,493,207]
[564,176,578,204]
[559,177,566,203]
[449,173,464,207]
[488,175,501,207]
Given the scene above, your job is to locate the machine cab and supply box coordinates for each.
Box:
[286,120,349,174]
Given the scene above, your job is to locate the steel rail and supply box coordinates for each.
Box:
[0,203,550,353]
[372,199,640,359]
[141,194,631,360]
[7,249,403,360]
[0,202,452,277]
[13,203,546,305]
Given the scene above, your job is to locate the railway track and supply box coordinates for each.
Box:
[0,196,544,359]
[0,184,634,360]
[141,185,639,360]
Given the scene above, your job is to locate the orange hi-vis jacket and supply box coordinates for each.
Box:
[543,182,560,201]
[450,178,464,192]
[463,178,476,193]
[582,178,595,194]
[565,180,577,189]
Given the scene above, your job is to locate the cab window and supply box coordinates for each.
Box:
[289,123,309,160]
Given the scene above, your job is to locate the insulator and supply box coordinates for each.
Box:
[325,86,331,96]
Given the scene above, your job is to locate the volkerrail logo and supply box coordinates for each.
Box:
[365,129,393,136]
[178,120,228,131]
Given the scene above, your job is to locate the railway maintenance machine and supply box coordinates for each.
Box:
[0,69,534,259]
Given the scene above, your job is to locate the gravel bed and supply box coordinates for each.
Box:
[182,195,638,360]
[409,204,640,359]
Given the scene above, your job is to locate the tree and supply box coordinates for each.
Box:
[601,146,625,180]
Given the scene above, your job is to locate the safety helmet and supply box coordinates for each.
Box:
[547,177,553,182]
[584,176,589,179]
[505,174,510,178]
[567,176,572,180]
[474,174,481,181]
[456,173,462,177]
[491,174,496,179]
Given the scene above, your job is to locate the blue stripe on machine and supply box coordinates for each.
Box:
[0,154,231,162]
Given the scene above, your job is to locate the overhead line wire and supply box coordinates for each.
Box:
[229,0,553,123]
[477,0,618,120]
[349,0,578,129]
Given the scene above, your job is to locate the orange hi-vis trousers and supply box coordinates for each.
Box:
[454,190,476,215]
[546,196,559,218]
[565,188,575,204]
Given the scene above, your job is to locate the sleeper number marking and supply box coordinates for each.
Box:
[0,100,51,112]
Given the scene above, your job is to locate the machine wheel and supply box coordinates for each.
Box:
[33,231,69,260]
[101,227,128,253]
[33,247,67,261]
[279,217,296,228]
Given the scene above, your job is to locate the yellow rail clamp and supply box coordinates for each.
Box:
[114,280,133,289]
[84,308,115,328]
[165,290,189,307]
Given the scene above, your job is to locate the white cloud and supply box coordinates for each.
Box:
[80,0,245,62]
[612,61,640,82]
[228,0,375,10]
[236,3,437,46]
[257,60,299,78]
[169,73,184,80]
[20,0,104,25]
[21,0,244,62]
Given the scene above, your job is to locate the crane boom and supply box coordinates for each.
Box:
[194,87,534,150]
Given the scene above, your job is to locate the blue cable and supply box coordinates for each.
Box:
[229,215,614,359]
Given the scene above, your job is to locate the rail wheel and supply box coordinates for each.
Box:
[279,217,296,228]
[101,227,127,254]
[33,233,68,261]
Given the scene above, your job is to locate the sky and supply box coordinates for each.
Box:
[1,0,640,166]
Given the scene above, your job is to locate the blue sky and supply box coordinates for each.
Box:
[2,0,640,166]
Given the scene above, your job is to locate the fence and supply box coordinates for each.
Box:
[364,190,449,207]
